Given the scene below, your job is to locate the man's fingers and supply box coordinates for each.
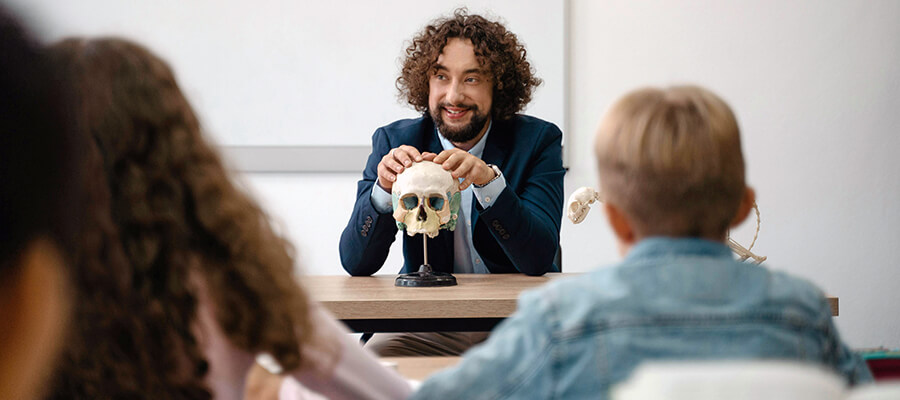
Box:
[393,150,414,167]
[405,145,424,161]
[378,167,396,183]
[440,152,466,172]
[377,159,398,190]
[459,177,473,191]
[396,145,423,164]
[421,152,437,161]
[432,149,458,164]
[377,144,429,191]
[450,158,475,179]
[384,156,404,173]
[430,149,486,189]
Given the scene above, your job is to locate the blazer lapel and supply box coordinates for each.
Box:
[425,120,444,155]
[470,119,509,224]
[481,119,508,170]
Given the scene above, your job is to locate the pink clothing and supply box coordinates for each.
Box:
[277,307,414,400]
[192,276,412,400]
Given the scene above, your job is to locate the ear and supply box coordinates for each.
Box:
[730,186,756,228]
[604,202,636,255]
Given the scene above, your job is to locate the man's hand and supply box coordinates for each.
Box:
[377,145,424,192]
[429,148,496,191]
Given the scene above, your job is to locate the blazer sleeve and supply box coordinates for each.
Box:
[477,123,565,276]
[339,128,400,276]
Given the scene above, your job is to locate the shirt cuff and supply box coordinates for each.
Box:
[370,183,394,214]
[473,172,506,209]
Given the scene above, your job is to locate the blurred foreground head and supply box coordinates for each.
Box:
[595,85,753,243]
[47,37,317,398]
[0,6,81,400]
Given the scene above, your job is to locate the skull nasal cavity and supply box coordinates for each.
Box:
[417,206,428,221]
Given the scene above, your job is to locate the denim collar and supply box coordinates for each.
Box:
[625,237,734,262]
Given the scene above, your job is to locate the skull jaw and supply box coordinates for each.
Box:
[403,222,442,238]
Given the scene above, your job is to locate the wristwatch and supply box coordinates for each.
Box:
[475,163,502,188]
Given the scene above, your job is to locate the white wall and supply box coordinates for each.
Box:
[242,1,900,349]
[7,0,564,147]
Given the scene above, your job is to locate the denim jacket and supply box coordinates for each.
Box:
[411,238,872,400]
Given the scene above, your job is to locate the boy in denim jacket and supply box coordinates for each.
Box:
[410,86,872,399]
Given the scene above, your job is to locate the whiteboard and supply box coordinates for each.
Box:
[8,0,565,148]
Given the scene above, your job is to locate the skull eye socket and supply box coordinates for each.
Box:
[427,195,445,211]
[401,194,419,210]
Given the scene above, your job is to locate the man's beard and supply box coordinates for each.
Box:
[430,103,490,143]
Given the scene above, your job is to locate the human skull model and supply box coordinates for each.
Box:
[392,161,462,238]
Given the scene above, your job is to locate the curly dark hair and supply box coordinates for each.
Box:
[397,8,542,120]
[46,38,321,399]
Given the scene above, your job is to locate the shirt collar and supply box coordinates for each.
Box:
[626,237,735,262]
[437,120,492,159]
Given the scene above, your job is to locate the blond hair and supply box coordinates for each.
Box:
[595,85,745,239]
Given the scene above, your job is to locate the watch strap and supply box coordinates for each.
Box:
[475,164,502,188]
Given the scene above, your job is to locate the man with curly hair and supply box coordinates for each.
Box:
[339,9,565,356]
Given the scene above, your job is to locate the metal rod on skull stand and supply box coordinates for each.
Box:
[422,233,428,266]
[395,230,454,286]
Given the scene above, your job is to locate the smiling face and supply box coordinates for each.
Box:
[428,38,493,145]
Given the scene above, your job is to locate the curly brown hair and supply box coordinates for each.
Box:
[46,38,320,399]
[397,8,542,120]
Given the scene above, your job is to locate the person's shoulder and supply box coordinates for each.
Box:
[759,266,833,319]
[502,114,562,137]
[379,115,430,135]
[494,115,563,154]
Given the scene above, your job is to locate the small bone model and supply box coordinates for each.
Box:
[567,186,603,224]
[566,187,767,264]
[392,161,462,238]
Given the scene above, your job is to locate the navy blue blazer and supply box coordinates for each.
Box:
[339,114,564,276]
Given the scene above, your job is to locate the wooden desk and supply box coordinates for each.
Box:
[304,274,840,332]
[304,273,563,332]
[381,357,460,381]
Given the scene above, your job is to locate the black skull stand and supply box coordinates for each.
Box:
[395,234,457,287]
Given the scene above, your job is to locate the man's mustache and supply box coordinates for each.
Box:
[438,103,479,112]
